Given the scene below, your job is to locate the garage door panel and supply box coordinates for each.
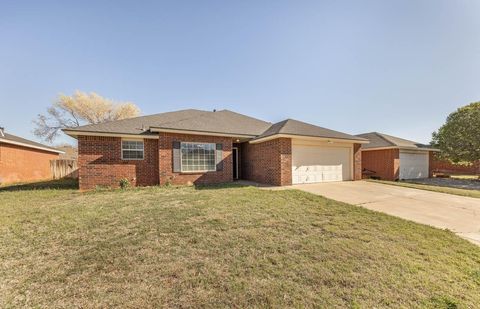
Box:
[399,151,429,179]
[323,168,343,182]
[292,145,352,184]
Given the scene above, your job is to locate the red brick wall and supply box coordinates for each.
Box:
[0,142,59,184]
[78,136,159,190]
[353,143,362,180]
[241,138,292,186]
[430,152,480,175]
[361,148,400,181]
[158,133,233,185]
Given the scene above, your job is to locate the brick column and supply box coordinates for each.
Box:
[428,151,434,177]
[353,143,362,180]
[278,138,292,186]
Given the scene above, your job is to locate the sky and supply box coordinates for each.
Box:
[1,0,479,145]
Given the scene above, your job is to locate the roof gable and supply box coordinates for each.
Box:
[255,119,367,142]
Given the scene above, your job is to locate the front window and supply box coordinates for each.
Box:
[122,140,144,160]
[181,142,216,172]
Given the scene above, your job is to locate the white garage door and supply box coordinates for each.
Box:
[292,144,352,184]
[399,151,429,179]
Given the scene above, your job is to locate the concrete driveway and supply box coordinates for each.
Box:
[292,181,480,245]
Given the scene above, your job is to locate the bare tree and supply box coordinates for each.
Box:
[34,91,141,142]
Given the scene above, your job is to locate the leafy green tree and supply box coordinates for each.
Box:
[432,102,480,163]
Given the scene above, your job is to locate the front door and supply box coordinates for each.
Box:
[232,147,238,180]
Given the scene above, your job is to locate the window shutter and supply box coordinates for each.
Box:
[216,143,223,171]
[173,141,181,172]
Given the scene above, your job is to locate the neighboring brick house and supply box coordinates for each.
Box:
[356,132,439,181]
[0,128,64,184]
[64,109,368,190]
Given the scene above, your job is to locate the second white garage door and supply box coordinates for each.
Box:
[292,144,352,184]
[399,151,429,179]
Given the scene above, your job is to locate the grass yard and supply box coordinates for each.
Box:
[451,175,479,180]
[1,181,480,308]
[368,179,480,198]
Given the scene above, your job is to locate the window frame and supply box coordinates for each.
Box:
[121,139,145,161]
[180,142,216,173]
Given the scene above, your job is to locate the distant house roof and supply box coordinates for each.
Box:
[356,132,438,151]
[56,145,78,160]
[64,109,365,143]
[252,119,368,143]
[0,132,64,154]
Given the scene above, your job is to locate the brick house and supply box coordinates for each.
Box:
[356,132,439,181]
[63,109,368,190]
[0,128,63,184]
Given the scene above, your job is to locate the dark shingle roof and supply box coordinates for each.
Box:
[64,109,207,136]
[0,132,63,153]
[356,132,436,150]
[64,109,367,142]
[65,109,271,137]
[150,110,272,136]
[254,119,367,142]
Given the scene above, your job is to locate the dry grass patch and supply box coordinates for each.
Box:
[368,179,480,198]
[1,182,479,308]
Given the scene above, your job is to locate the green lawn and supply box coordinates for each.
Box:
[368,179,480,198]
[1,181,479,308]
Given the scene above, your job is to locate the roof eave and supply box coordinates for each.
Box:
[0,138,64,154]
[249,133,369,144]
[63,129,159,139]
[361,146,440,152]
[399,146,440,152]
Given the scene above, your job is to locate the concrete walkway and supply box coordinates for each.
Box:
[290,181,480,246]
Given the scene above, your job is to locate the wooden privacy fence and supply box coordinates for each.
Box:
[431,158,480,175]
[50,159,78,179]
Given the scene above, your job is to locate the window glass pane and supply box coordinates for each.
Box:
[180,142,216,172]
[122,140,144,160]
